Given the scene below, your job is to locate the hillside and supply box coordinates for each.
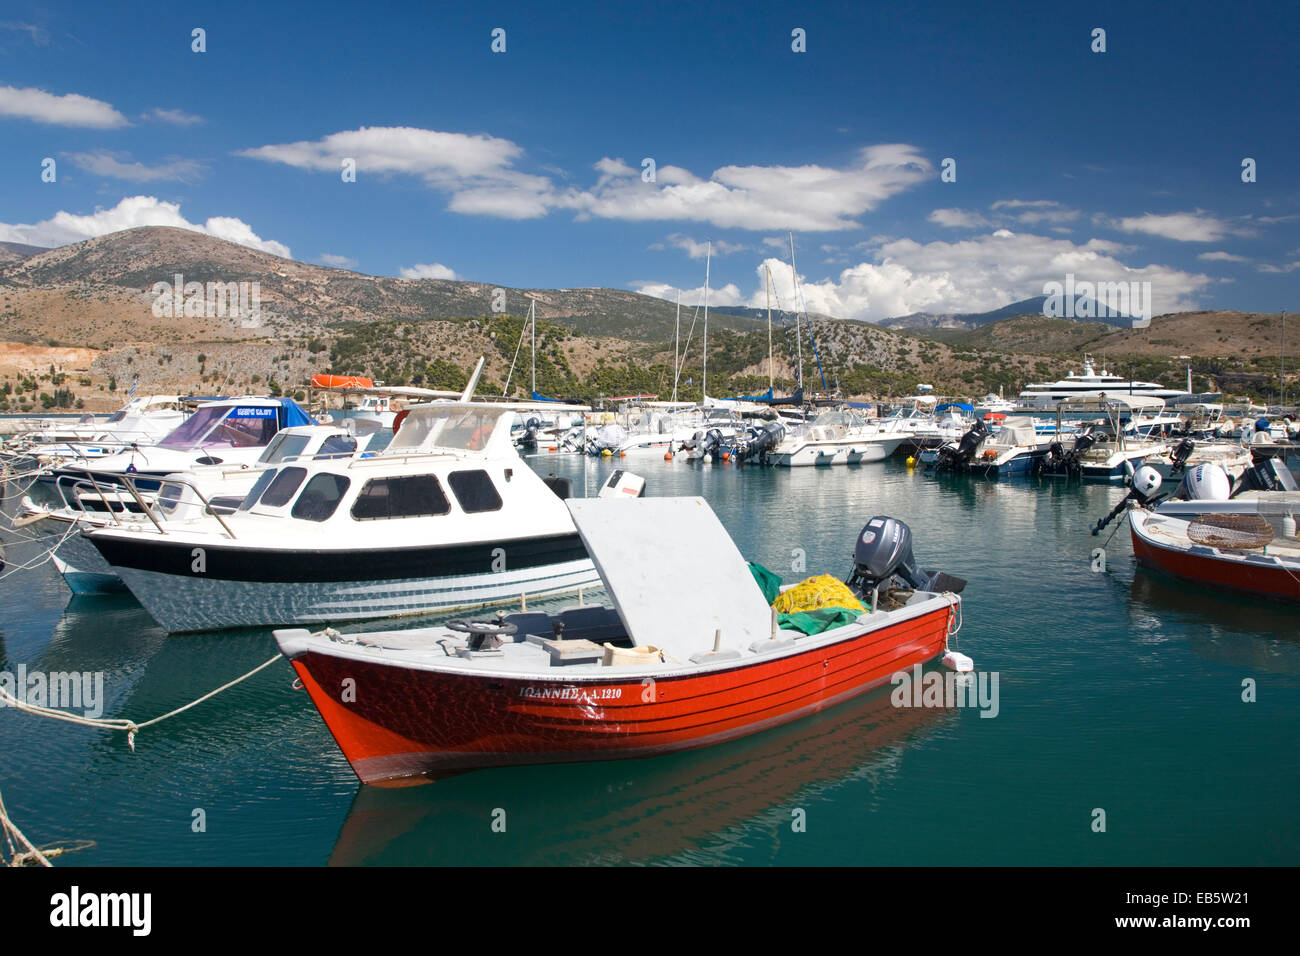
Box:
[0,226,1291,411]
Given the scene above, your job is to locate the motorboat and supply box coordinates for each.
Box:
[765,408,907,466]
[21,423,390,594]
[0,394,190,461]
[1130,507,1300,602]
[82,403,610,632]
[31,396,315,500]
[274,497,969,784]
[1034,395,1171,481]
[925,416,1054,476]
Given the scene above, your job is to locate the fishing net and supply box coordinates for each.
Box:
[1186,514,1275,550]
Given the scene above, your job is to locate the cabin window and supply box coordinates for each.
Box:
[351,475,451,520]
[262,433,310,464]
[260,466,308,508]
[238,468,279,510]
[448,470,503,513]
[315,435,358,459]
[292,473,351,522]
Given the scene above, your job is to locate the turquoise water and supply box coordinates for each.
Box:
[1,455,1297,865]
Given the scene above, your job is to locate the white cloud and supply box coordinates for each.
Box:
[241,127,932,230]
[145,107,203,126]
[0,84,127,128]
[0,21,50,46]
[1258,261,1300,274]
[319,253,357,268]
[0,196,291,257]
[744,231,1211,321]
[656,234,745,259]
[1198,251,1249,263]
[928,208,991,229]
[576,145,931,231]
[65,151,204,182]
[639,231,1210,323]
[630,281,744,308]
[1103,210,1241,242]
[400,262,458,280]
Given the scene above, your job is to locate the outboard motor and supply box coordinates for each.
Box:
[845,516,967,602]
[1167,436,1196,476]
[1233,454,1299,495]
[700,428,724,460]
[517,416,542,448]
[734,420,785,464]
[1092,464,1164,535]
[1177,462,1231,502]
[937,419,990,470]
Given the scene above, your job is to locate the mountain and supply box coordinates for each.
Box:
[884,295,1138,332]
[0,226,1287,411]
[0,226,765,343]
[0,241,50,265]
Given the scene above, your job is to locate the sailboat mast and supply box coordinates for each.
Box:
[673,292,681,404]
[703,241,711,402]
[789,233,803,393]
[766,264,773,393]
[529,298,536,398]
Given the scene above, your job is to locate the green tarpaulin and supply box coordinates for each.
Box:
[747,562,864,634]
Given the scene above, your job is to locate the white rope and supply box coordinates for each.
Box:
[0,517,81,580]
[0,653,284,751]
[0,787,51,867]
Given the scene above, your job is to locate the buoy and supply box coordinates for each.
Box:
[703,454,713,464]
[721,452,730,462]
[906,456,916,467]
[548,445,557,452]
[942,650,974,672]
[664,452,673,461]
[1283,512,1297,541]
[619,451,626,458]
[601,449,612,457]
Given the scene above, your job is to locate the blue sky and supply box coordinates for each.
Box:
[1,0,1297,322]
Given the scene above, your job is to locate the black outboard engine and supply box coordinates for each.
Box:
[518,416,542,448]
[1232,453,1299,496]
[936,419,990,471]
[1167,436,1196,476]
[733,420,785,464]
[700,428,724,460]
[845,516,967,602]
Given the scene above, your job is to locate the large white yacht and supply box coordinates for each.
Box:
[1018,355,1185,407]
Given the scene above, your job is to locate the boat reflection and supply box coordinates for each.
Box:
[328,682,952,866]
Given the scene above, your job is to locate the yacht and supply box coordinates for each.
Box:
[1018,355,1184,407]
[767,408,907,466]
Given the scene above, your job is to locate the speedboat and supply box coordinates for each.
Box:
[927,416,1053,476]
[83,403,607,632]
[274,498,969,784]
[1034,395,1170,481]
[766,408,906,466]
[1,394,190,461]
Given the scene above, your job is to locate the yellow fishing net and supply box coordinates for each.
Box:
[772,574,866,615]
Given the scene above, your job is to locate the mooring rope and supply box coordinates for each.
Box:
[0,786,52,867]
[0,653,284,751]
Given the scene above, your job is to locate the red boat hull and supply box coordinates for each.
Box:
[290,602,956,784]
[1132,522,1300,602]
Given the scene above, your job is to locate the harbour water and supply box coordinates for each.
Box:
[1,455,1297,865]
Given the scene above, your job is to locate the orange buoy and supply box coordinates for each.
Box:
[721,452,730,461]
[548,445,557,452]
[664,452,673,461]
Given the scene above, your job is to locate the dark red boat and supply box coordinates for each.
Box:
[276,497,968,785]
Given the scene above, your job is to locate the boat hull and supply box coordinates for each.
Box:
[89,532,599,632]
[1131,514,1300,603]
[283,600,955,783]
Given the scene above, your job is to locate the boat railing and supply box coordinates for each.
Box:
[54,471,239,539]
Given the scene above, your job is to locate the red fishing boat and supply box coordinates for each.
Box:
[276,497,969,785]
[1131,507,1300,602]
